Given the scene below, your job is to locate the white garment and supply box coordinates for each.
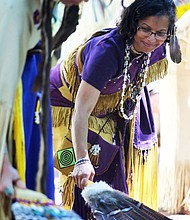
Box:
[0,0,42,173]
[159,10,190,214]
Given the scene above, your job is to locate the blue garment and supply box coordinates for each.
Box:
[22,51,54,200]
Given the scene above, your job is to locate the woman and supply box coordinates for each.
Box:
[50,0,179,219]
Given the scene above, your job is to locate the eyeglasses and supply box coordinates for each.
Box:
[137,26,168,40]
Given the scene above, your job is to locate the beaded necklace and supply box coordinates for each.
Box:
[120,42,151,120]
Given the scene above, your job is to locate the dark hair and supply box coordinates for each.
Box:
[117,0,176,40]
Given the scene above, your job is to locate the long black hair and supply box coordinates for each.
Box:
[117,0,176,40]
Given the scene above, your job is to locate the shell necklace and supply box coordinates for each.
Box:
[120,42,151,120]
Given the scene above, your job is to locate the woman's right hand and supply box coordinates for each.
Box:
[72,161,95,189]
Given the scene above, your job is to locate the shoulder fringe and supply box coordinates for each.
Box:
[146,58,168,84]
[63,47,80,97]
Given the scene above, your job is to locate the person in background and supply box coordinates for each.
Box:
[159,9,190,215]
[50,0,180,219]
[0,0,88,218]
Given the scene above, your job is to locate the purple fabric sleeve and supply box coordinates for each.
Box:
[81,43,118,91]
[81,30,125,92]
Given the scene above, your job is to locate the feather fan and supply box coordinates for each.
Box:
[82,181,172,220]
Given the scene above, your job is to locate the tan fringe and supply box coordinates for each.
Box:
[76,43,86,75]
[88,115,115,134]
[61,175,75,210]
[51,106,71,127]
[146,58,168,84]
[63,46,81,97]
[52,106,116,135]
[159,160,190,214]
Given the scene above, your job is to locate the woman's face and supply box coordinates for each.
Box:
[133,15,169,53]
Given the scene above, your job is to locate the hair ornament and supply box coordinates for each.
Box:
[169,25,182,64]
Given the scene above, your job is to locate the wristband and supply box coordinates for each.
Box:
[75,158,90,167]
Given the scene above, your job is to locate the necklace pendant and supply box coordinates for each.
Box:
[123,98,136,117]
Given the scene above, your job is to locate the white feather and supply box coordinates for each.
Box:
[81,181,113,203]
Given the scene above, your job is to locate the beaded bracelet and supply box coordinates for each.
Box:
[75,158,90,167]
